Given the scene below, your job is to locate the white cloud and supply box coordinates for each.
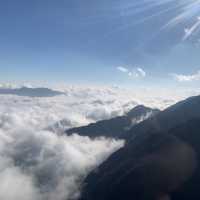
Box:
[0,85,193,133]
[0,86,133,200]
[137,67,146,77]
[0,167,41,200]
[183,17,200,41]
[0,84,198,200]
[117,66,129,73]
[0,127,124,200]
[117,66,146,79]
[172,70,200,82]
[0,87,140,132]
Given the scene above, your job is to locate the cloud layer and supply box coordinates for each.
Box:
[172,70,200,82]
[0,84,198,200]
[0,127,124,200]
[117,66,146,78]
[0,86,132,200]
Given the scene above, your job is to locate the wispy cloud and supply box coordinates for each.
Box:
[146,0,200,40]
[117,66,146,79]
[117,66,129,73]
[183,17,200,40]
[171,70,200,82]
[137,67,146,77]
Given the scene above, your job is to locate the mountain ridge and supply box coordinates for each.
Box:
[80,95,200,200]
[66,105,160,139]
[0,87,64,97]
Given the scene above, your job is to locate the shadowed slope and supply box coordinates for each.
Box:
[80,95,200,200]
[66,105,160,139]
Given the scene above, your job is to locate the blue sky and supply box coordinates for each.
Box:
[0,0,200,88]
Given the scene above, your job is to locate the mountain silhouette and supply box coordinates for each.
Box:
[66,105,160,139]
[80,95,200,200]
[0,87,64,97]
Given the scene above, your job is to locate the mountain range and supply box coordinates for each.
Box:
[74,95,200,200]
[66,105,160,139]
[0,87,64,97]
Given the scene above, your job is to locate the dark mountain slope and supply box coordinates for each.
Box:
[66,105,160,139]
[123,95,200,140]
[80,95,200,200]
[169,119,200,200]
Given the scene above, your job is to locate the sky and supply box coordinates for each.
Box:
[1,0,200,89]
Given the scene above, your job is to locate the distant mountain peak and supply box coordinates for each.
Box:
[66,105,160,139]
[0,87,64,97]
[126,105,159,118]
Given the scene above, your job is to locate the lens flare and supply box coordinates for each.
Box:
[146,0,200,40]
[117,0,200,40]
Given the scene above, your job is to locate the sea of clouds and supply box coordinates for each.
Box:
[0,84,198,200]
